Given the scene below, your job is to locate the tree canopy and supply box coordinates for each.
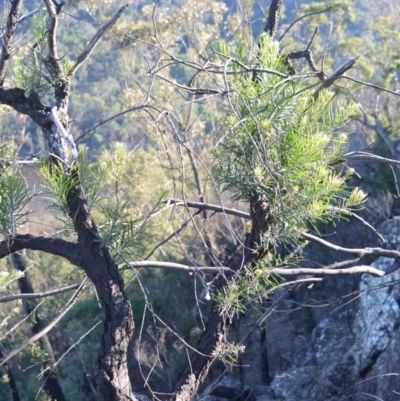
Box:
[0,1,399,401]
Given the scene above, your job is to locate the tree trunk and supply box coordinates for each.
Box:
[12,252,66,401]
[65,183,135,400]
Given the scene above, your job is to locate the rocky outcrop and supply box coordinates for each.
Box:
[217,215,400,400]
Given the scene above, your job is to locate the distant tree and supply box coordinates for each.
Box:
[0,1,399,401]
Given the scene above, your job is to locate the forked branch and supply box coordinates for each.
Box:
[0,279,87,367]
[69,4,129,75]
[43,0,62,75]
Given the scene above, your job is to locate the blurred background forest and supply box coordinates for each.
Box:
[0,0,399,400]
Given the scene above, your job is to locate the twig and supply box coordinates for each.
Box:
[302,232,400,259]
[0,0,23,85]
[279,6,334,41]
[342,151,400,167]
[0,281,85,303]
[168,199,251,219]
[312,57,358,100]
[340,75,400,97]
[76,103,158,142]
[0,279,87,366]
[119,261,229,273]
[319,258,360,270]
[144,210,202,260]
[271,265,385,277]
[18,3,45,24]
[69,4,129,75]
[329,207,385,243]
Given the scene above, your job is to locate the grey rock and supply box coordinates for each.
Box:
[271,366,320,400]
[251,385,275,398]
[203,375,244,399]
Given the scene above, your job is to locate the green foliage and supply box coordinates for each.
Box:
[0,168,30,240]
[12,13,52,98]
[213,35,366,246]
[95,142,169,261]
[0,268,24,292]
[12,12,74,99]
[37,159,79,229]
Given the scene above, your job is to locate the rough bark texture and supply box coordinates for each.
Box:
[0,3,135,397]
[65,183,135,400]
[0,0,23,85]
[169,300,231,401]
[263,0,283,38]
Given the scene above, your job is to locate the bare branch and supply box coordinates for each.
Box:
[342,151,400,167]
[17,3,45,24]
[144,210,202,260]
[0,281,85,303]
[279,6,334,41]
[168,199,251,219]
[272,265,385,277]
[69,4,129,76]
[0,234,82,266]
[329,207,385,243]
[313,57,358,100]
[76,103,159,142]
[0,279,87,367]
[43,0,62,75]
[0,0,24,86]
[302,232,400,259]
[240,282,303,345]
[320,258,361,270]
[340,75,400,97]
[119,261,229,273]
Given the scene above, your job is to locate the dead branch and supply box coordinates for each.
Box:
[286,29,323,77]
[272,265,385,277]
[168,199,251,219]
[0,0,24,86]
[279,6,334,41]
[342,151,400,166]
[17,3,45,24]
[0,279,87,367]
[0,281,85,303]
[76,103,159,142]
[329,207,385,243]
[312,57,358,100]
[302,232,400,260]
[69,4,129,75]
[340,75,400,97]
[119,261,229,273]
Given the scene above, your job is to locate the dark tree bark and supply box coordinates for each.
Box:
[0,347,21,401]
[263,0,283,38]
[168,3,284,398]
[12,252,66,401]
[0,3,135,400]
